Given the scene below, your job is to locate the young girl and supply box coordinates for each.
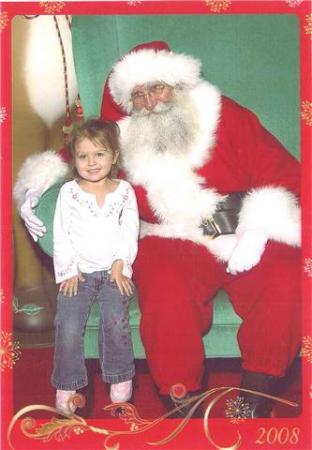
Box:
[51,119,139,415]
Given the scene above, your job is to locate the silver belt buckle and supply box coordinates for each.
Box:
[202,217,222,239]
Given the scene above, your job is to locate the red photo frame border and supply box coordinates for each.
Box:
[1,1,311,449]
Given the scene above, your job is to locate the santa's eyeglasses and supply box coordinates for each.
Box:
[131,83,170,101]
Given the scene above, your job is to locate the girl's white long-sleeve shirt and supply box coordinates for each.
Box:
[53,179,139,283]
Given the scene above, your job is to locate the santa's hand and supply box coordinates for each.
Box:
[20,189,46,242]
[226,230,268,275]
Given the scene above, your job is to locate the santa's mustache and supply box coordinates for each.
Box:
[127,92,199,155]
[132,101,173,117]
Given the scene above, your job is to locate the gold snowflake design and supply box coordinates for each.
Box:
[0,288,4,303]
[0,107,7,124]
[205,0,231,13]
[285,0,303,6]
[304,14,312,39]
[0,11,9,31]
[301,101,312,126]
[0,332,21,371]
[304,257,312,277]
[225,396,251,423]
[302,336,312,363]
[39,1,65,14]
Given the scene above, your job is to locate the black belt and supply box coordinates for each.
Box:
[200,192,246,238]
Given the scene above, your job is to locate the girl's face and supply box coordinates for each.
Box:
[74,137,118,184]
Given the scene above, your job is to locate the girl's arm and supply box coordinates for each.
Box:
[53,186,79,284]
[113,184,139,278]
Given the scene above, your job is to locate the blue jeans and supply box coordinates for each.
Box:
[51,271,135,390]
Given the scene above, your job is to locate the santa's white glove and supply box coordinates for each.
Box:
[19,189,46,242]
[226,229,268,275]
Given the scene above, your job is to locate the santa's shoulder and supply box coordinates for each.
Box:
[220,95,259,121]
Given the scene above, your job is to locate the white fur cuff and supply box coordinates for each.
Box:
[13,150,69,209]
[237,186,301,247]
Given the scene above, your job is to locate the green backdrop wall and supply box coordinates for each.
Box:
[71,14,299,158]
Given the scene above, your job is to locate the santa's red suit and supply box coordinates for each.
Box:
[14,42,301,395]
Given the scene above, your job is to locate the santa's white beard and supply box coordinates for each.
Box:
[122,90,200,157]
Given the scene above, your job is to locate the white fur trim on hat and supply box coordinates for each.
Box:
[13,150,69,209]
[109,48,202,113]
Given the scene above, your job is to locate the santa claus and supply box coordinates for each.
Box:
[14,41,301,418]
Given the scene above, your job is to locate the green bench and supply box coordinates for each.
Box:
[85,292,242,359]
[36,183,242,359]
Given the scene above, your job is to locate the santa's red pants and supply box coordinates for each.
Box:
[133,237,301,394]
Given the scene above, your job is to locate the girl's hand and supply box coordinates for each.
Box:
[111,260,134,296]
[59,272,85,297]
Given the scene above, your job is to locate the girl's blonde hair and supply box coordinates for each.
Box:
[69,119,120,179]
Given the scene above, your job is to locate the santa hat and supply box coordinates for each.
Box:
[105,41,202,115]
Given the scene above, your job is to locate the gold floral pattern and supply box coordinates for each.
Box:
[7,386,299,450]
[301,101,312,126]
[0,332,21,371]
[39,1,65,14]
[0,11,9,31]
[204,0,231,13]
[302,336,312,363]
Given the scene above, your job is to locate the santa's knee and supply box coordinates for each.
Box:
[136,263,189,307]
[259,244,300,298]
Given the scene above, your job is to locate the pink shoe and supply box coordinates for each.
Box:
[110,380,133,403]
[56,389,77,415]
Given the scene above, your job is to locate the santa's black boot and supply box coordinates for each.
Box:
[240,371,279,418]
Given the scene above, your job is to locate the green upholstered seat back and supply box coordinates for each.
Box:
[35,183,64,256]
